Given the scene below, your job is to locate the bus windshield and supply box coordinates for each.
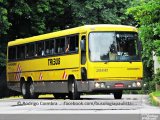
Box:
[89,32,140,62]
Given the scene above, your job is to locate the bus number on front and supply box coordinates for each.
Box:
[48,58,60,66]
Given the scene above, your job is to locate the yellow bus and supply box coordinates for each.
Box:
[7,24,143,99]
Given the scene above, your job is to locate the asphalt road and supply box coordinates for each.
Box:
[0,94,159,120]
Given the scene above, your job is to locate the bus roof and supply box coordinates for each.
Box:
[8,24,138,46]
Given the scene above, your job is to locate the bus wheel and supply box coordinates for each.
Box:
[28,82,38,99]
[113,90,123,99]
[69,80,80,100]
[21,82,29,99]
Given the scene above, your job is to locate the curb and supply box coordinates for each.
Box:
[0,94,54,100]
[149,93,160,107]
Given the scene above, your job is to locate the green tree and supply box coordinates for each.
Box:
[127,0,160,92]
[0,0,11,67]
[0,0,136,68]
[0,0,11,35]
[69,0,134,26]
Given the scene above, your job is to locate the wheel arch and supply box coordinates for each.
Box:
[27,76,33,84]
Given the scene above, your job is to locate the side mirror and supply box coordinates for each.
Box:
[80,39,86,52]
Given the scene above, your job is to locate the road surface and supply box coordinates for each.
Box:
[0,94,159,120]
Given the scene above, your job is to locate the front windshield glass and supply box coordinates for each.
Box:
[89,32,140,62]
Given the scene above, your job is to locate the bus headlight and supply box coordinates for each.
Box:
[94,82,105,88]
[100,83,105,88]
[95,82,100,88]
[132,82,137,87]
[137,82,141,87]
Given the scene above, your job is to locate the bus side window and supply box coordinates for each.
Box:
[45,40,50,55]
[26,43,35,58]
[17,45,25,59]
[73,35,79,52]
[65,37,70,53]
[81,35,86,65]
[35,41,45,56]
[75,35,79,52]
[55,38,65,54]
[65,35,79,53]
[8,47,16,61]
[50,40,55,55]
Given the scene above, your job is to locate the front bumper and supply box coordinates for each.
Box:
[77,80,142,92]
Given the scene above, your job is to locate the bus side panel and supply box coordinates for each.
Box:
[7,54,81,93]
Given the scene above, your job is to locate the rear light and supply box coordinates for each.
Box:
[114,83,124,88]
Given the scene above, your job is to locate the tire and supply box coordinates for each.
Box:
[113,90,123,99]
[69,80,80,100]
[28,82,38,99]
[21,82,29,99]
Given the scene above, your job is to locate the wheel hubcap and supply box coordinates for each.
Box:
[71,83,75,93]
[30,84,34,96]
[22,84,26,95]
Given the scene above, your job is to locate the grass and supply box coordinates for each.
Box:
[149,91,160,106]
[152,91,160,97]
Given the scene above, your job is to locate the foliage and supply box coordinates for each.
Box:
[154,69,160,85]
[0,53,6,67]
[152,91,160,97]
[127,0,160,67]
[127,0,160,92]
[0,0,11,35]
[0,0,135,68]
[69,0,133,26]
[154,40,160,63]
[154,40,160,57]
[149,92,160,106]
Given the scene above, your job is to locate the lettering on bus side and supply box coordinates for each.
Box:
[48,58,60,66]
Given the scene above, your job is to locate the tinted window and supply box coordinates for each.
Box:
[65,35,79,53]
[35,41,44,56]
[8,47,16,60]
[45,39,55,56]
[55,37,65,54]
[26,43,35,57]
[50,40,55,55]
[17,45,25,59]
